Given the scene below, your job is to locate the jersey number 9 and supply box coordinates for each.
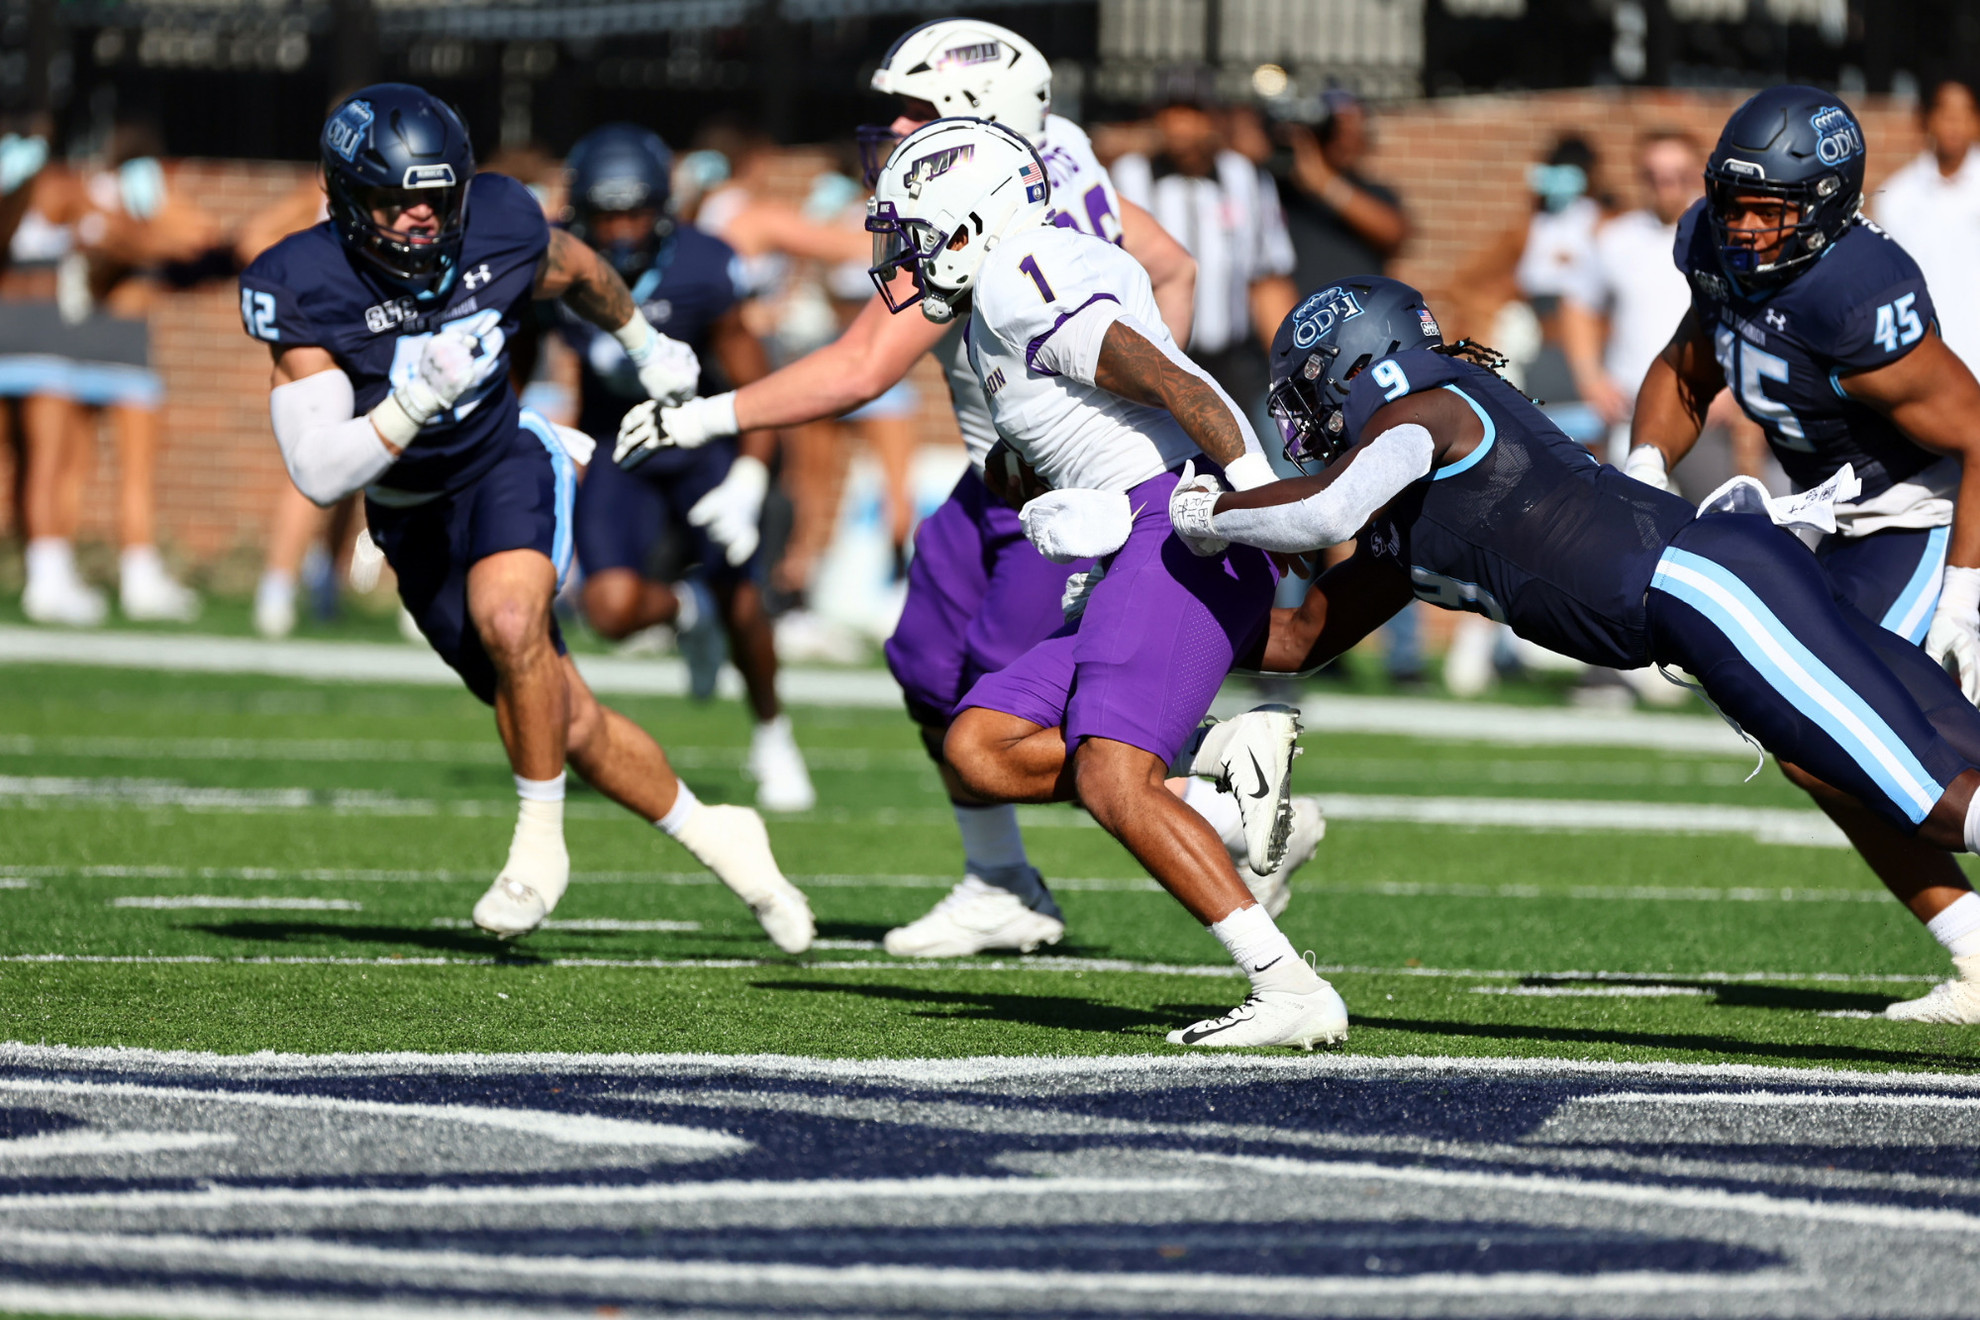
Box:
[1371,360,1411,401]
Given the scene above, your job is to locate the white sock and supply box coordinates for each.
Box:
[1965,792,1980,856]
[25,538,75,589]
[256,569,296,601]
[1209,902,1320,995]
[503,773,568,906]
[672,581,701,631]
[953,802,1045,904]
[1180,776,1245,855]
[1928,892,1980,959]
[655,781,701,836]
[954,802,1027,872]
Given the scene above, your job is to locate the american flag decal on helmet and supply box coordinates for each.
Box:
[1019,159,1047,204]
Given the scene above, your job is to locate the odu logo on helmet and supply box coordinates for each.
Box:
[325,101,373,163]
[1810,106,1863,166]
[1290,285,1364,349]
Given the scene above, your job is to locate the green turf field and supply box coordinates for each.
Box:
[1,659,1975,1073]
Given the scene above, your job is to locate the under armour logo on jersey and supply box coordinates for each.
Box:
[461,264,493,291]
[1290,286,1363,349]
[1765,309,1788,331]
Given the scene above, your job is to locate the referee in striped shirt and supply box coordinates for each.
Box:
[1111,97,1298,413]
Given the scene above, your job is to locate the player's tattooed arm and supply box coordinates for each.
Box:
[1092,320,1250,468]
[533,228,637,331]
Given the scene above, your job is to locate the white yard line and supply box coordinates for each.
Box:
[6,1041,1977,1089]
[0,773,1852,846]
[0,1284,591,1320]
[430,917,700,932]
[1470,985,1714,998]
[0,625,1753,749]
[111,897,362,911]
[0,950,1940,987]
[0,1130,234,1160]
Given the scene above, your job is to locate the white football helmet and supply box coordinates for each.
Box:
[867,118,1052,325]
[870,19,1051,140]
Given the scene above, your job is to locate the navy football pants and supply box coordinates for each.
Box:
[1818,523,1950,645]
[1647,513,1980,834]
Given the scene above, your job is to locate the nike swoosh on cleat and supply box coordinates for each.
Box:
[1177,1023,1227,1044]
[1246,750,1272,799]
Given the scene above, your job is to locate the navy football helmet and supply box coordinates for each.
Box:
[564,124,676,281]
[1704,85,1866,287]
[1267,276,1443,470]
[322,84,474,293]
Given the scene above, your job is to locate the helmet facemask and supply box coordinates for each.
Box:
[1268,344,1365,472]
[866,199,964,321]
[327,173,468,290]
[1705,170,1852,286]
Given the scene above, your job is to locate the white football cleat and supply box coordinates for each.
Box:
[1190,704,1302,876]
[120,564,200,623]
[1885,954,1980,1024]
[1241,796,1325,919]
[674,802,814,953]
[749,716,816,814]
[883,874,1065,958]
[472,857,570,939]
[1166,980,1349,1049]
[23,576,106,628]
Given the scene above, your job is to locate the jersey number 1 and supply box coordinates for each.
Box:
[1018,255,1054,302]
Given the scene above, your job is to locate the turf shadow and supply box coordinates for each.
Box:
[1351,1013,1980,1070]
[188,921,546,963]
[751,979,1228,1036]
[814,922,891,942]
[1520,978,1897,1014]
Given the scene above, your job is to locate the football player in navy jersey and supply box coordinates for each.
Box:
[553,124,814,814]
[1626,87,1980,1021]
[1169,278,1980,1029]
[238,85,814,952]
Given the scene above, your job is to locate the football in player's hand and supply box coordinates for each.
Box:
[983,439,1051,509]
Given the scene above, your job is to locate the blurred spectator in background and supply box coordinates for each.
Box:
[1111,97,1298,408]
[2,118,215,625]
[1271,89,1409,293]
[687,123,872,642]
[1560,131,1705,465]
[1875,78,1980,369]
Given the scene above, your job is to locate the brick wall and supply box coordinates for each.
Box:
[19,88,1927,572]
[1361,88,1925,310]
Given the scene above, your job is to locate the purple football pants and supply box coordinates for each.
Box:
[882,469,1092,730]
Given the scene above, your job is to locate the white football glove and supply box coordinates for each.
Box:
[614,392,740,469]
[1018,488,1133,564]
[372,312,506,444]
[1168,460,1229,556]
[1622,445,1679,495]
[1927,565,1980,704]
[1061,564,1106,622]
[614,315,700,405]
[688,454,769,566]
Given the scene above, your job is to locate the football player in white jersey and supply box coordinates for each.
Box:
[618,18,1326,958]
[866,118,1348,1049]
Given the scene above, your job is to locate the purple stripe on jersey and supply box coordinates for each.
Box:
[1024,293,1121,377]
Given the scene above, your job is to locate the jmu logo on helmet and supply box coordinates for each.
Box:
[1291,285,1364,349]
[1810,106,1863,167]
[326,101,374,163]
[935,41,1001,69]
[906,143,974,189]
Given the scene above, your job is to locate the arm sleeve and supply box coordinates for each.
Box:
[269,369,397,506]
[1210,423,1435,553]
